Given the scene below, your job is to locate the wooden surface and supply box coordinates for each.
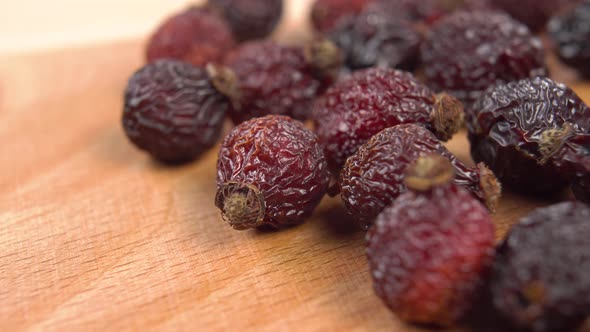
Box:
[1,25,590,332]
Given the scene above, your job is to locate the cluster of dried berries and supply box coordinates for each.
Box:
[119,2,590,331]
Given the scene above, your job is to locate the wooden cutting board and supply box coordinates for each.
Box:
[1,29,589,332]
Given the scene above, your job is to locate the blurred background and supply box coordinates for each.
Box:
[0,0,312,54]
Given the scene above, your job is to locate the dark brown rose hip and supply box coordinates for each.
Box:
[467,77,590,196]
[311,0,374,33]
[216,115,330,230]
[490,202,590,332]
[341,124,500,227]
[327,8,422,71]
[208,0,283,41]
[146,7,235,67]
[313,67,464,172]
[122,59,229,162]
[367,155,495,326]
[495,0,581,31]
[219,40,341,124]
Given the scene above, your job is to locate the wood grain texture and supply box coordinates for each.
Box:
[1,18,590,332]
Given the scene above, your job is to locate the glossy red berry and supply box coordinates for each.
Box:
[421,11,546,108]
[490,202,590,332]
[367,155,495,326]
[146,7,235,67]
[467,77,590,196]
[326,8,421,71]
[221,40,341,124]
[311,0,374,33]
[313,68,464,172]
[495,0,581,31]
[216,115,330,230]
[548,1,590,78]
[122,60,229,162]
[208,0,283,41]
[341,124,500,227]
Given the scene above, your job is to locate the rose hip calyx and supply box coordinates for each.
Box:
[215,181,266,230]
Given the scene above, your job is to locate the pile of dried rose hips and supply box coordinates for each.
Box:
[121,1,590,331]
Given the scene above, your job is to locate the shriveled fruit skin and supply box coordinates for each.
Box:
[421,11,546,108]
[327,8,421,71]
[208,0,283,41]
[341,124,499,227]
[146,7,235,67]
[367,180,495,326]
[311,0,373,33]
[122,60,228,162]
[216,115,330,229]
[224,41,326,124]
[313,68,462,172]
[548,1,590,78]
[490,202,590,332]
[495,0,581,31]
[467,77,590,195]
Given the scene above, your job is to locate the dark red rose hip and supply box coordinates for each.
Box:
[146,7,235,67]
[326,8,422,71]
[208,0,283,41]
[341,124,500,227]
[495,0,581,31]
[371,0,496,24]
[122,59,229,162]
[490,202,590,332]
[421,11,546,108]
[548,1,590,78]
[313,67,464,171]
[367,155,495,326]
[467,77,590,195]
[220,40,341,124]
[311,0,373,33]
[216,115,330,230]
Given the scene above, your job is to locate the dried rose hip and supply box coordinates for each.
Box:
[495,0,581,31]
[208,0,283,41]
[216,115,330,230]
[219,40,341,124]
[367,155,495,326]
[421,11,546,108]
[146,7,235,67]
[372,0,495,24]
[326,8,422,71]
[313,67,464,172]
[341,124,500,227]
[490,202,590,332]
[548,1,590,78]
[122,60,229,162]
[467,77,590,195]
[311,0,374,33]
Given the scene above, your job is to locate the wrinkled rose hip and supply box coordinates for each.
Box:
[367,155,495,326]
[313,67,464,172]
[467,77,590,196]
[421,11,546,108]
[311,0,373,33]
[548,1,590,78]
[340,124,500,227]
[216,115,330,230]
[490,202,590,332]
[327,8,421,71]
[146,7,235,67]
[495,0,581,31]
[221,40,341,124]
[122,60,229,162]
[208,0,283,41]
